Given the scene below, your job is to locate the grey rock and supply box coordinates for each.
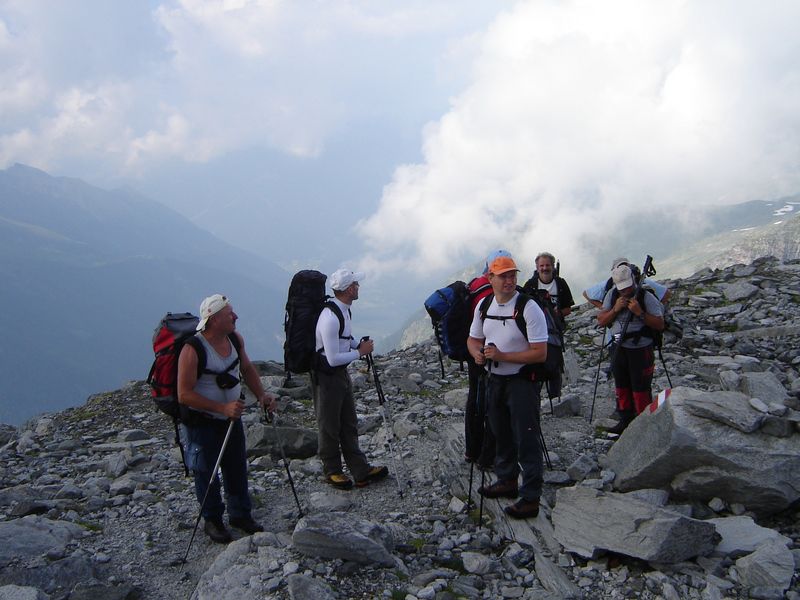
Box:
[735,539,795,592]
[740,372,790,403]
[605,386,800,514]
[566,454,597,482]
[286,574,336,600]
[708,516,792,557]
[0,517,84,566]
[0,585,50,600]
[292,512,395,566]
[246,422,317,459]
[552,487,720,563]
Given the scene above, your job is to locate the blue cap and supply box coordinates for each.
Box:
[484,249,512,274]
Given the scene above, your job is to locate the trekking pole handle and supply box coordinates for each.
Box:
[486,342,499,368]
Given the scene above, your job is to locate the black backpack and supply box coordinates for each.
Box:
[478,291,563,382]
[283,270,348,375]
[147,312,242,474]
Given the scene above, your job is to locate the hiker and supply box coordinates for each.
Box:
[467,256,549,519]
[464,249,511,468]
[177,294,277,544]
[596,265,665,433]
[312,268,388,490]
[522,252,574,323]
[521,251,574,399]
[583,257,671,309]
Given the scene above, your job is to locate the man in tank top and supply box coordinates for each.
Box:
[177,294,277,544]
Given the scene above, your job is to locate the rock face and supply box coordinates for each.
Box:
[551,487,720,563]
[604,387,800,514]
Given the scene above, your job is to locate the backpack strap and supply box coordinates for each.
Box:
[186,334,241,377]
[478,293,530,338]
[323,301,352,340]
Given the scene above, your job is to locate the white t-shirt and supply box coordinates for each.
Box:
[468,291,548,376]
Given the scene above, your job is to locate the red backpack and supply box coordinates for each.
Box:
[147,312,241,473]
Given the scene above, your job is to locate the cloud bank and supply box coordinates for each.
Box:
[0,0,500,176]
[357,0,800,280]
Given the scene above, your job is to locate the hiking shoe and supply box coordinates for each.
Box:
[229,516,264,535]
[478,479,519,499]
[203,518,232,544]
[504,498,540,519]
[324,473,354,490]
[355,465,389,488]
[607,412,635,435]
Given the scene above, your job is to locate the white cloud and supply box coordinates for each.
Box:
[357,0,800,280]
[0,1,503,175]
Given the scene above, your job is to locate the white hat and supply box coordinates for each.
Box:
[611,265,634,291]
[329,269,365,292]
[196,294,230,331]
[610,257,630,270]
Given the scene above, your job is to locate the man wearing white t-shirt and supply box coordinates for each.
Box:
[467,256,549,519]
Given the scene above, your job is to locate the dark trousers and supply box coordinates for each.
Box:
[465,358,495,466]
[612,344,655,414]
[311,368,370,480]
[487,375,543,501]
[183,418,252,521]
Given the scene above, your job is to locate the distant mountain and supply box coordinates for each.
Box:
[657,211,800,279]
[0,164,288,425]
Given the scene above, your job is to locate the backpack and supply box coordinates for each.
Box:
[424,277,492,364]
[147,312,242,474]
[283,270,347,375]
[478,291,563,382]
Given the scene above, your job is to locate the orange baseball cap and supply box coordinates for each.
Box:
[488,256,519,275]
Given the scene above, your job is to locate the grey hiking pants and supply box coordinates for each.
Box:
[311,367,370,480]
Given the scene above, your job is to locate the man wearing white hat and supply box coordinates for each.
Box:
[177,294,277,543]
[312,269,388,490]
[597,265,665,433]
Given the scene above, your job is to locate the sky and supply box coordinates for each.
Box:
[2,0,800,337]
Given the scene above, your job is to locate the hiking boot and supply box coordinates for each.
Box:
[203,518,232,544]
[355,465,389,488]
[607,411,635,435]
[229,516,264,535]
[478,479,519,499]
[504,498,540,519]
[324,473,354,490]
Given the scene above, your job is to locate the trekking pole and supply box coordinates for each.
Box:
[466,370,487,513]
[263,406,303,517]
[181,418,235,566]
[478,468,486,526]
[365,351,407,498]
[589,336,607,423]
[657,347,674,388]
[539,428,552,470]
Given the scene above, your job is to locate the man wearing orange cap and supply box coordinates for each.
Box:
[467,256,549,519]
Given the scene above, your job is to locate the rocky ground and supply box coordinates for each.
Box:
[0,256,799,600]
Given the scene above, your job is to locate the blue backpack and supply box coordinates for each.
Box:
[424,280,475,363]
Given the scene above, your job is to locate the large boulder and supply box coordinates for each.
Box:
[551,487,719,563]
[603,387,800,514]
[246,422,317,459]
[291,512,395,566]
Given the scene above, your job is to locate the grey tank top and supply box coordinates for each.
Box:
[193,334,241,419]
